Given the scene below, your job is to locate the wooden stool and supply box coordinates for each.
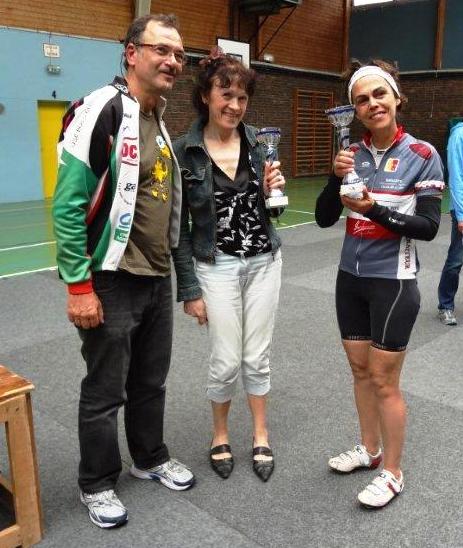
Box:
[0,365,43,547]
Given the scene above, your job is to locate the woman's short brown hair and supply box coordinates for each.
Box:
[192,48,257,122]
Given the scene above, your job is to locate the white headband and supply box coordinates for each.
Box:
[348,66,400,105]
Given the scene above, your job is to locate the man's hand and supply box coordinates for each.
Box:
[263,161,286,196]
[67,292,104,329]
[458,221,463,234]
[333,150,355,178]
[341,188,375,215]
[184,298,208,325]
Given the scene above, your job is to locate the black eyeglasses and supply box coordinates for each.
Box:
[135,43,186,65]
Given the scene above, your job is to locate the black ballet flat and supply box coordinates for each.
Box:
[252,446,274,482]
[210,444,234,479]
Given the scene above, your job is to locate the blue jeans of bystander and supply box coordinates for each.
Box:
[438,210,463,310]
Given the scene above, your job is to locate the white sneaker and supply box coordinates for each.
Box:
[80,489,128,529]
[438,309,457,325]
[328,444,382,473]
[130,458,195,491]
[358,469,404,508]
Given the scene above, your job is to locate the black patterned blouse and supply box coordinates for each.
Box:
[211,138,271,257]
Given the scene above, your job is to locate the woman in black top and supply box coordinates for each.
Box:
[172,49,285,481]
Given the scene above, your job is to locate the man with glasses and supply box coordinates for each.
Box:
[53,14,194,529]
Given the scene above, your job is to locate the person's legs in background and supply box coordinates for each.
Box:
[438,210,463,325]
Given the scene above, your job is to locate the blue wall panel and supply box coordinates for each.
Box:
[0,100,43,203]
[0,28,121,203]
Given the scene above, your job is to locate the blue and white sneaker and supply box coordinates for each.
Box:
[130,458,195,491]
[80,489,128,529]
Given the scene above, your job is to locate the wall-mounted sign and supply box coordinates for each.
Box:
[217,38,250,68]
[43,44,60,58]
[46,64,61,75]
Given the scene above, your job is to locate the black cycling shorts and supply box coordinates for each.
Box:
[335,269,421,352]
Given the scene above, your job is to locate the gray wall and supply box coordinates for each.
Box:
[349,0,439,70]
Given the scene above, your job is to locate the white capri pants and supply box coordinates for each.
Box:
[195,249,282,403]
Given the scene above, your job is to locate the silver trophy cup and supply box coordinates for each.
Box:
[256,127,289,209]
[325,105,364,199]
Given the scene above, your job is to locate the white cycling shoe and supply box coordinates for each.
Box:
[358,469,404,508]
[328,444,382,473]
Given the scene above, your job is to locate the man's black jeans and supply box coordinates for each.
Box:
[77,271,172,493]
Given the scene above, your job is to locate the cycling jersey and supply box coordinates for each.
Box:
[316,128,444,279]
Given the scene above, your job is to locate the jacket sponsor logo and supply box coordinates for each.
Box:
[362,161,370,167]
[384,158,400,172]
[119,213,131,226]
[114,213,132,243]
[122,138,138,166]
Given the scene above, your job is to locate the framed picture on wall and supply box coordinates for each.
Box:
[217,38,250,68]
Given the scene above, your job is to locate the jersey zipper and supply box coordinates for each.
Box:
[354,141,399,275]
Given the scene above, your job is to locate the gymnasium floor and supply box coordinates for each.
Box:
[0,179,452,279]
[0,206,461,547]
[0,178,326,278]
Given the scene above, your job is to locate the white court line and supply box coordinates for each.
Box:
[286,209,315,215]
[277,220,317,229]
[0,217,346,278]
[1,203,53,213]
[276,215,346,230]
[0,241,56,252]
[0,266,58,279]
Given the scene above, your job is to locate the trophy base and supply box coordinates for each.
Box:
[339,182,364,200]
[265,195,288,209]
